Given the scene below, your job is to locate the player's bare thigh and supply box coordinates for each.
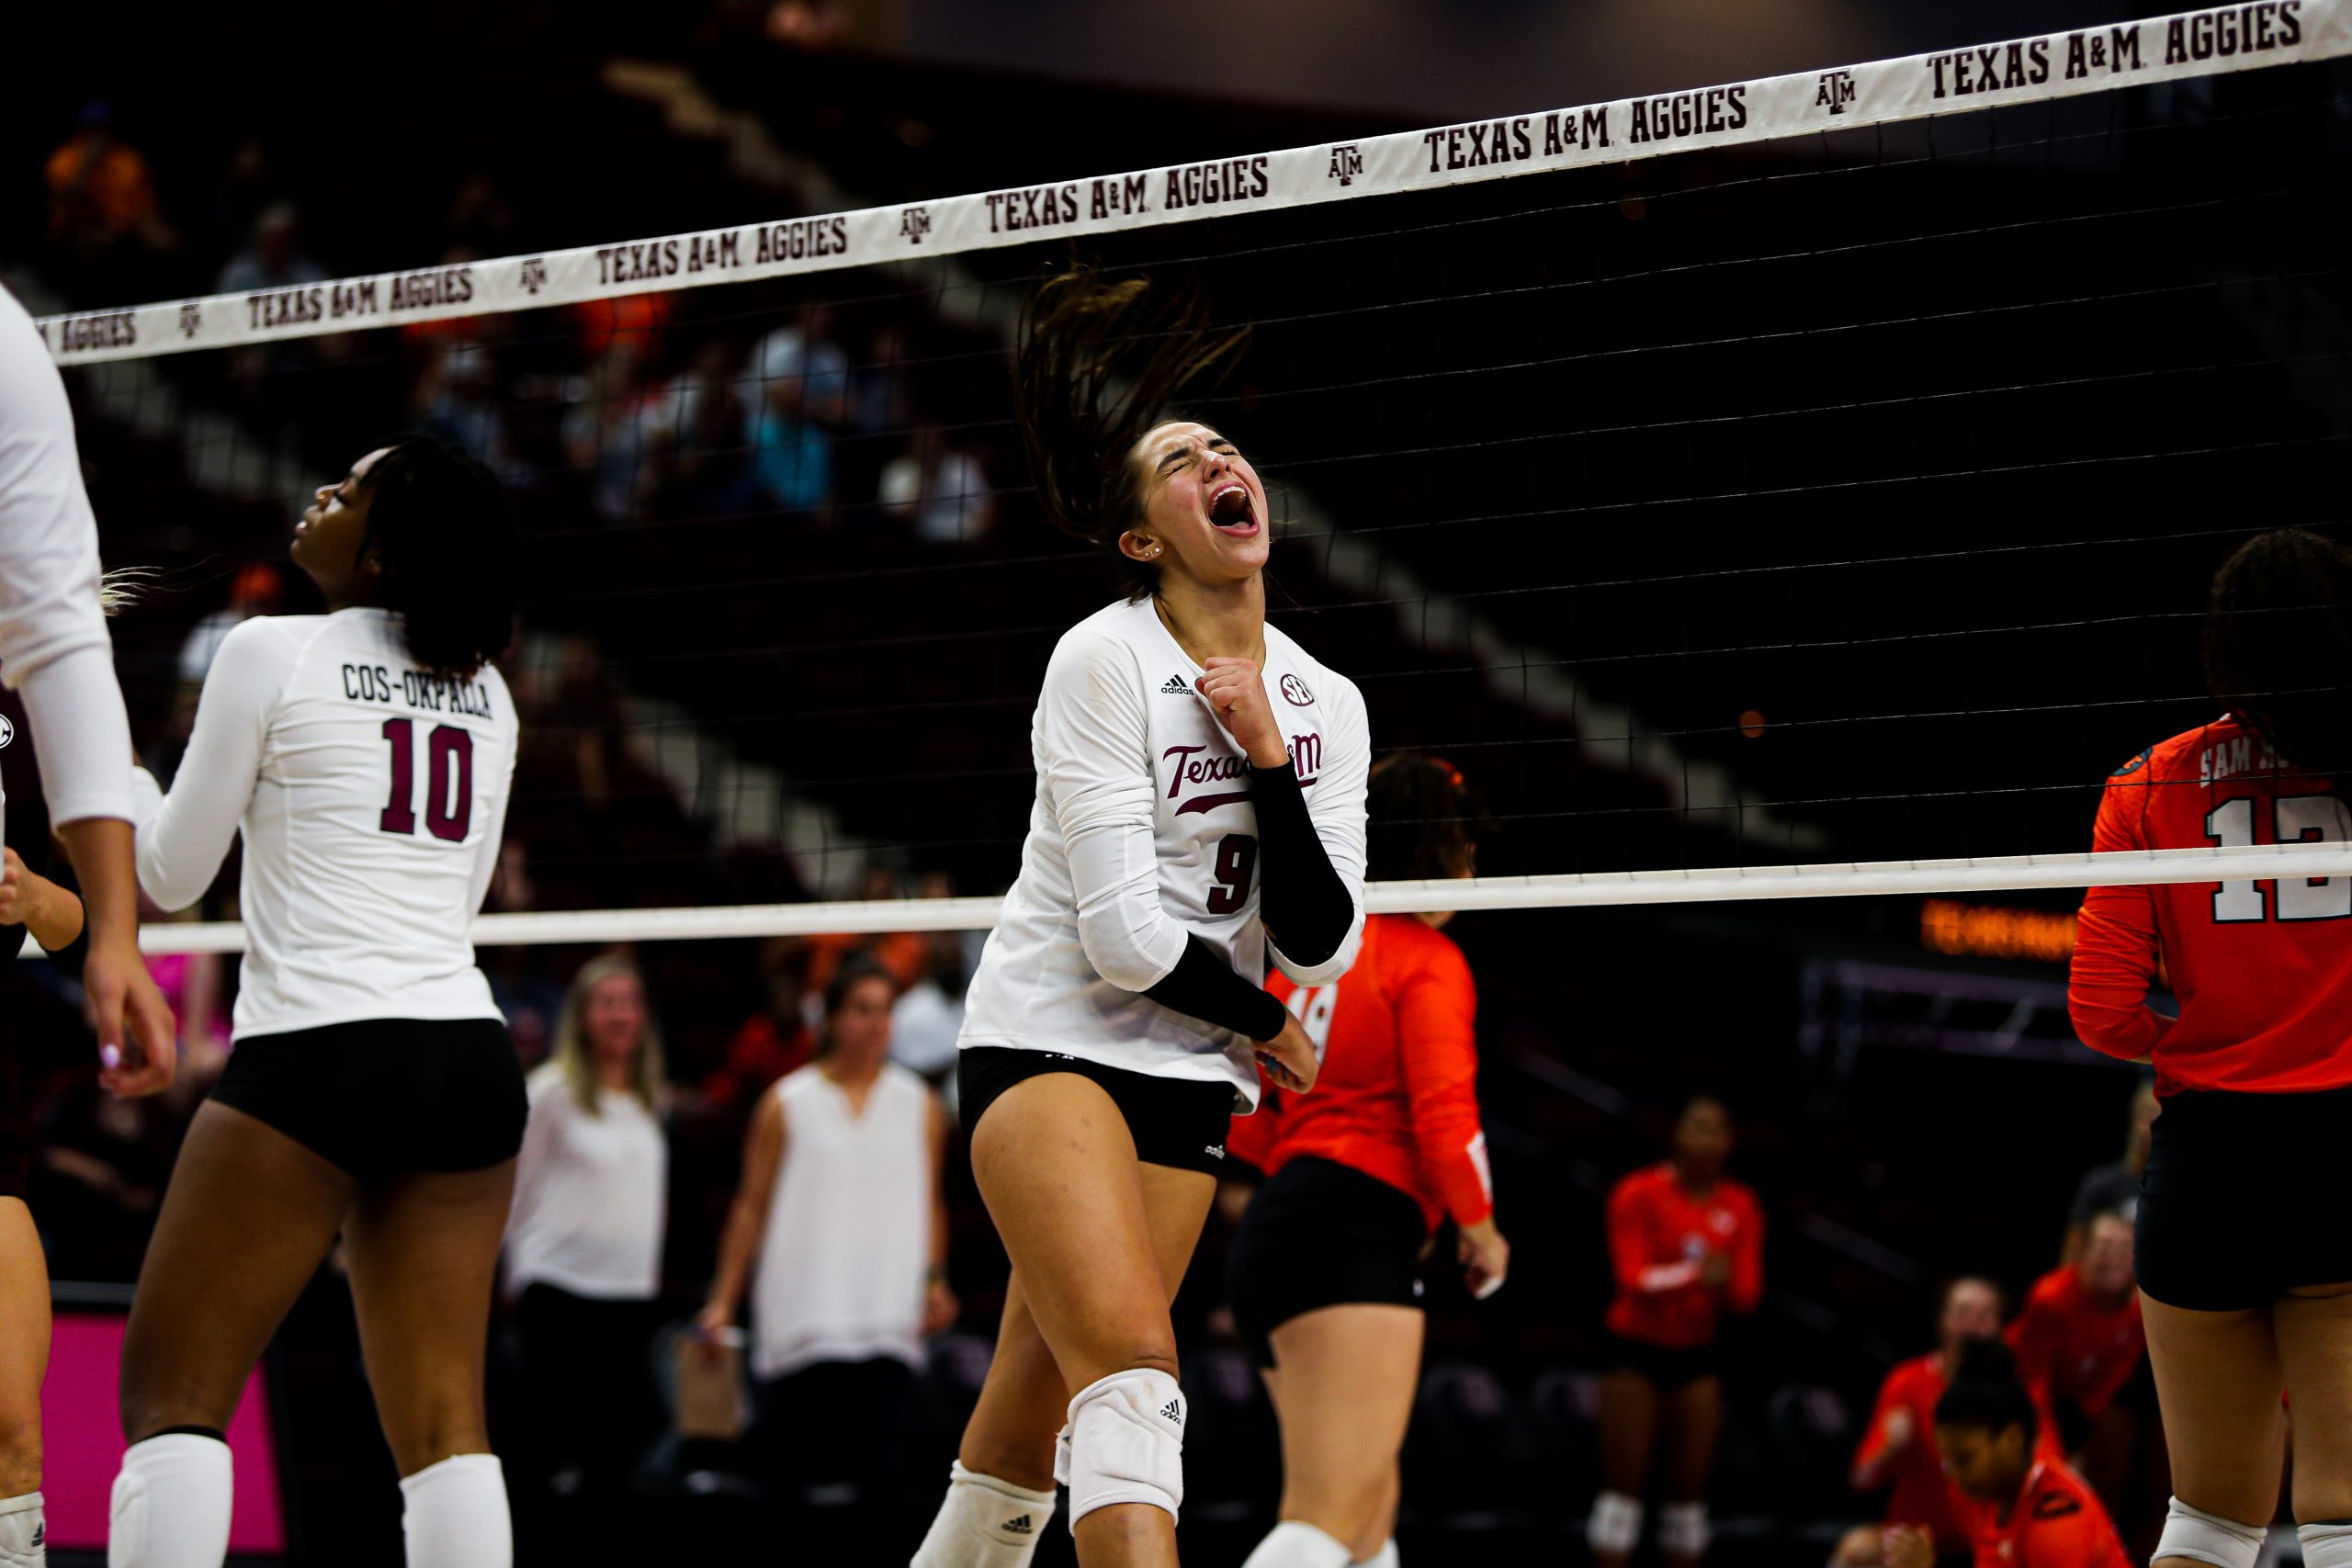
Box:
[1261,1303,1422,1545]
[2274,1280,2352,1522]
[0,1198,48,1497]
[2141,1290,2286,1536]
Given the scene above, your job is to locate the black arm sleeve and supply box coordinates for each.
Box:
[1146,933,1289,1043]
[1251,761,1353,966]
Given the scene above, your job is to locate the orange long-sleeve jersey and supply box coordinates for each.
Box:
[1229,914,1493,1233]
[1852,1354,1969,1549]
[2006,1265,2145,1422]
[1601,1164,1764,1350]
[2069,717,2352,1094]
[1954,1458,2131,1568]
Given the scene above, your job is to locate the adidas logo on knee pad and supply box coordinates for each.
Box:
[1159,1400,1182,1423]
[1001,1515,1033,1535]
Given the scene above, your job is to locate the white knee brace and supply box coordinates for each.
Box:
[1660,1502,1710,1559]
[0,1492,43,1568]
[1064,1369,1185,1526]
[1588,1491,1643,1555]
[2302,1519,2352,1568]
[910,1461,1059,1567]
[1054,1423,1071,1488]
[2156,1497,2267,1568]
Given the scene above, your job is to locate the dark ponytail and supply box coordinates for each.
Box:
[360,436,519,679]
[1365,753,1486,883]
[2204,526,2352,773]
[1012,267,1246,600]
[1933,1337,2040,1444]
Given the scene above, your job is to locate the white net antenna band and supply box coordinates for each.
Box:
[33,1,2350,364]
[44,842,2348,957]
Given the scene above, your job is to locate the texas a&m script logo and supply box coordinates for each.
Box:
[1289,731,1322,786]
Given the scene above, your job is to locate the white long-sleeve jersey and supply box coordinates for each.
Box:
[130,609,517,1039]
[959,596,1370,1106]
[0,284,135,845]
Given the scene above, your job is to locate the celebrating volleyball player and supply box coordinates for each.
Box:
[910,270,1367,1568]
[2068,525,2352,1568]
[1881,1340,2131,1568]
[1590,1097,1763,1568]
[1832,1276,2006,1567]
[2,281,177,1568]
[108,437,521,1568]
[1222,753,1504,1568]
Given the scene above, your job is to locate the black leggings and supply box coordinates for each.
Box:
[754,1357,918,1568]
[509,1283,662,1532]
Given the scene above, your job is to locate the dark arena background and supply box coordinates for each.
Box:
[6,1,2350,1562]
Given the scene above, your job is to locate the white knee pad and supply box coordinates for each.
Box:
[1053,1423,1071,1488]
[1239,1520,1352,1568]
[910,1461,1059,1567]
[1063,1369,1184,1527]
[1588,1491,1643,1555]
[2301,1520,2352,1568]
[2156,1497,2267,1568]
[1660,1501,1710,1559]
[0,1491,43,1568]
[110,1433,233,1568]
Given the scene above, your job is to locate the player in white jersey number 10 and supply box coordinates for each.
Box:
[108,437,524,1568]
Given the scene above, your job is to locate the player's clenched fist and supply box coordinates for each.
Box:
[1197,656,1290,769]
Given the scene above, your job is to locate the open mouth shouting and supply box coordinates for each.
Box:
[1207,480,1260,536]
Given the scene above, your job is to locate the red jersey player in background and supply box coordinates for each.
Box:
[1884,1340,2131,1568]
[2067,527,2352,1568]
[2007,1212,2153,1542]
[1834,1276,2007,1567]
[1224,755,1506,1568]
[1589,1097,1763,1568]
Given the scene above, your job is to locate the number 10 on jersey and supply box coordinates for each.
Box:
[379,717,474,841]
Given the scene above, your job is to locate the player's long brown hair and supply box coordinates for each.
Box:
[1012,267,1247,600]
[1365,753,1485,883]
[2204,526,2352,773]
[362,435,519,679]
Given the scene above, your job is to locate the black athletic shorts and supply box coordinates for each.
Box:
[2136,1082,2352,1311]
[1226,1155,1428,1368]
[209,1017,526,1179]
[958,1047,1234,1176]
[1605,1332,1722,1392]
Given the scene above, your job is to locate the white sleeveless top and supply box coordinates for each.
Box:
[750,1061,934,1381]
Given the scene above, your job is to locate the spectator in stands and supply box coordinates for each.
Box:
[650,338,756,516]
[804,866,927,995]
[749,306,852,428]
[503,954,671,1548]
[697,956,956,1566]
[879,423,997,546]
[564,339,661,525]
[44,100,175,297]
[1591,1096,1765,1568]
[2062,1078,2158,1262]
[701,935,815,1111]
[848,322,913,436]
[216,203,324,298]
[1834,1276,2006,1567]
[176,562,284,686]
[416,335,526,483]
[209,133,283,258]
[1883,1339,2131,1568]
[2008,1212,2150,1533]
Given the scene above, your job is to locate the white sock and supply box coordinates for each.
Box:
[1354,1540,1398,1568]
[910,1461,1059,1567]
[399,1453,510,1568]
[0,1492,43,1568]
[109,1433,232,1568]
[1241,1520,1354,1568]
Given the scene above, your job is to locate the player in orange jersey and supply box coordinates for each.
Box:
[1589,1098,1763,1568]
[1884,1340,2131,1568]
[1223,754,1505,1568]
[2067,528,2352,1568]
[1834,1276,2007,1567]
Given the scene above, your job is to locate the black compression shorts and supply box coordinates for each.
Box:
[958,1047,1234,1176]
[209,1017,526,1178]
[1226,1155,1428,1368]
[2137,1082,2352,1311]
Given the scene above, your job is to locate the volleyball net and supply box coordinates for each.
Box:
[35,0,2352,953]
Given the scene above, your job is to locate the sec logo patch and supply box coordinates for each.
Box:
[0,713,14,748]
[1279,674,1314,707]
